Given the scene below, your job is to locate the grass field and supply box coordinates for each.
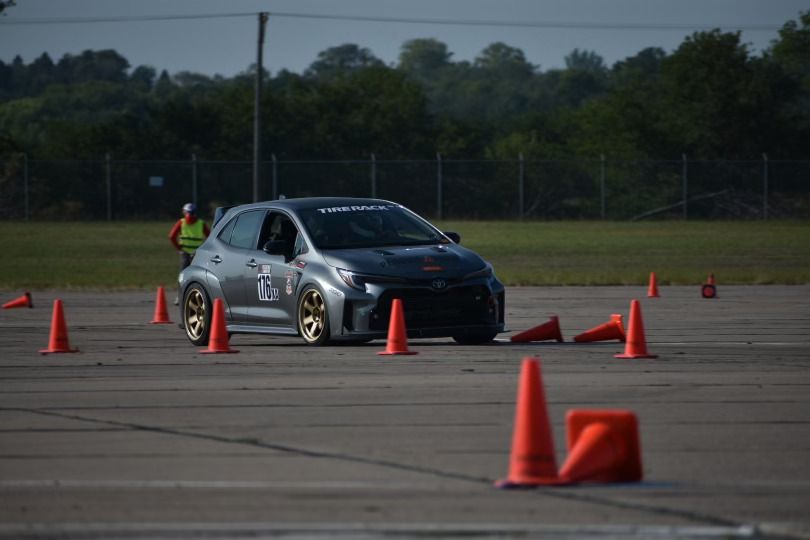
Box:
[1,221,808,289]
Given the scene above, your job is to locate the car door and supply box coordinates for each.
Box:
[215,209,266,321]
[245,212,303,328]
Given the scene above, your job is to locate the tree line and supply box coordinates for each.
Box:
[1,11,808,162]
[0,11,808,220]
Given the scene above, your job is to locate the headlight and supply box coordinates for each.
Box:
[464,264,494,281]
[337,268,367,291]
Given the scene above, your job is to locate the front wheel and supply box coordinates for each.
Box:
[183,283,211,346]
[453,331,498,345]
[297,285,331,346]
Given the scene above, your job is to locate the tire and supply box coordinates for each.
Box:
[183,283,211,346]
[297,285,331,346]
[453,331,498,345]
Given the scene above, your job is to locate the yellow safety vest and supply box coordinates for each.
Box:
[179,219,205,254]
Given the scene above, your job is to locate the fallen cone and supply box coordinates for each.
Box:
[496,357,566,488]
[510,315,563,343]
[702,273,717,299]
[39,299,78,354]
[559,409,643,484]
[378,298,417,355]
[573,314,626,343]
[3,291,32,309]
[614,300,657,359]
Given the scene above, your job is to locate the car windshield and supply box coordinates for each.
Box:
[299,203,445,249]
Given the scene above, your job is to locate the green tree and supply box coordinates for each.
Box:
[305,44,384,80]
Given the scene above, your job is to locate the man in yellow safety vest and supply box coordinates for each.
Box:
[168,202,210,304]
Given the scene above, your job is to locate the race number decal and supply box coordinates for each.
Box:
[258,272,280,302]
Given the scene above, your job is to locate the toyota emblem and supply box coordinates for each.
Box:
[431,278,447,290]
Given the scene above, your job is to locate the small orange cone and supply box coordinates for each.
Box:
[39,299,78,354]
[3,291,32,309]
[615,300,656,359]
[559,409,643,484]
[510,315,563,343]
[647,272,660,298]
[702,273,717,299]
[496,357,566,488]
[573,314,626,343]
[200,298,238,354]
[378,298,417,355]
[150,286,172,324]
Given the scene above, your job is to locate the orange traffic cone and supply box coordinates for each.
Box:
[39,299,78,354]
[3,291,32,309]
[496,357,566,488]
[702,273,717,299]
[615,300,656,359]
[647,272,660,298]
[200,298,238,354]
[573,313,626,343]
[559,409,643,484]
[510,315,563,343]
[150,286,172,324]
[378,298,417,355]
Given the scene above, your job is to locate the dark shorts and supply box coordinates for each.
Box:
[179,251,193,271]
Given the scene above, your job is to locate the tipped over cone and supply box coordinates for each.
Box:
[496,357,566,488]
[150,286,173,324]
[39,299,78,354]
[3,291,32,309]
[615,300,656,359]
[378,298,417,355]
[702,273,717,299]
[510,316,563,343]
[573,314,626,343]
[647,272,660,298]
[200,298,238,354]
[559,409,642,484]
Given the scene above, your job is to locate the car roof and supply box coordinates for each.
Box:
[231,197,399,212]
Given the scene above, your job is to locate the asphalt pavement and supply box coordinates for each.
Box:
[0,285,808,539]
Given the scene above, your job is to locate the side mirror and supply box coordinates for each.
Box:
[444,231,461,244]
[262,240,288,256]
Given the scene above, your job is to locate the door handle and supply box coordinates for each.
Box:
[246,260,258,268]
[210,255,222,264]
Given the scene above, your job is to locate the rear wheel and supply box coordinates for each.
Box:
[183,283,211,346]
[297,285,330,346]
[453,331,498,345]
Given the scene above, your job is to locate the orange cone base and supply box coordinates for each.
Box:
[200,347,239,354]
[615,352,657,359]
[561,409,643,484]
[701,284,717,299]
[150,320,173,325]
[39,347,78,354]
[495,475,570,489]
[377,350,418,356]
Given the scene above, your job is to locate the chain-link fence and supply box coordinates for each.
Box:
[1,155,808,221]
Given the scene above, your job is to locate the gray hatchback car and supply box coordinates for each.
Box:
[179,197,505,346]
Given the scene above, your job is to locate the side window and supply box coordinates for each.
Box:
[217,216,236,244]
[293,233,308,258]
[229,210,265,250]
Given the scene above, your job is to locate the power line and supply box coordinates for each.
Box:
[0,10,785,31]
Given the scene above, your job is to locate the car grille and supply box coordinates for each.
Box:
[369,285,496,331]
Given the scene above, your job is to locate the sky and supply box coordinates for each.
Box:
[1,0,807,77]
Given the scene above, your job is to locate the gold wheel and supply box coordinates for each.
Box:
[184,286,209,345]
[298,287,329,345]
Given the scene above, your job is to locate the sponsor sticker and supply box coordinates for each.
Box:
[315,204,396,214]
[285,270,294,296]
[257,272,279,302]
[328,287,344,297]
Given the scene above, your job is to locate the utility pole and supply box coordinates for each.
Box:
[253,12,268,203]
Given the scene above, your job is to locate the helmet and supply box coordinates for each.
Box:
[182,202,196,214]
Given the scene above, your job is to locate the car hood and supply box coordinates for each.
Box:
[321,244,485,279]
